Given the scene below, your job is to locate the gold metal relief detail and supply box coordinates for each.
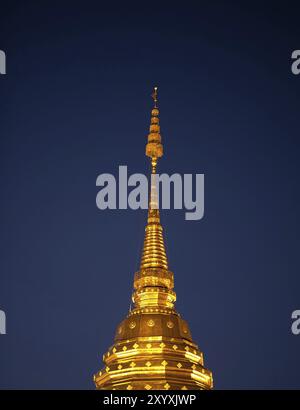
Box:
[147,319,155,327]
[129,321,136,329]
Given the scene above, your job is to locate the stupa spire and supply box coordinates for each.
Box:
[94,88,213,390]
[139,87,169,274]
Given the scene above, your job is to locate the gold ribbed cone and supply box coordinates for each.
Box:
[140,213,168,271]
[94,87,213,390]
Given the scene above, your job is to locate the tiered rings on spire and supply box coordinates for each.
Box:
[133,87,174,310]
[146,88,163,171]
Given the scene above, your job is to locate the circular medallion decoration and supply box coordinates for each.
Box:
[183,327,188,334]
[147,319,155,327]
[129,321,136,329]
[167,321,174,329]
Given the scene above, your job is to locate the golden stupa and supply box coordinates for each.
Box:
[94,88,213,390]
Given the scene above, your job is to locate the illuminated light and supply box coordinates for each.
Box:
[185,351,202,363]
[145,384,152,390]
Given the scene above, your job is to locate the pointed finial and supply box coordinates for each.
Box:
[146,87,163,168]
[151,86,158,108]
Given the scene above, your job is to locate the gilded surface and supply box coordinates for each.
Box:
[94,88,213,390]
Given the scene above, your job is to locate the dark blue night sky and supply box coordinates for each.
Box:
[0,1,300,389]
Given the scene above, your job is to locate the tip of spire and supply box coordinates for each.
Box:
[151,86,158,108]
